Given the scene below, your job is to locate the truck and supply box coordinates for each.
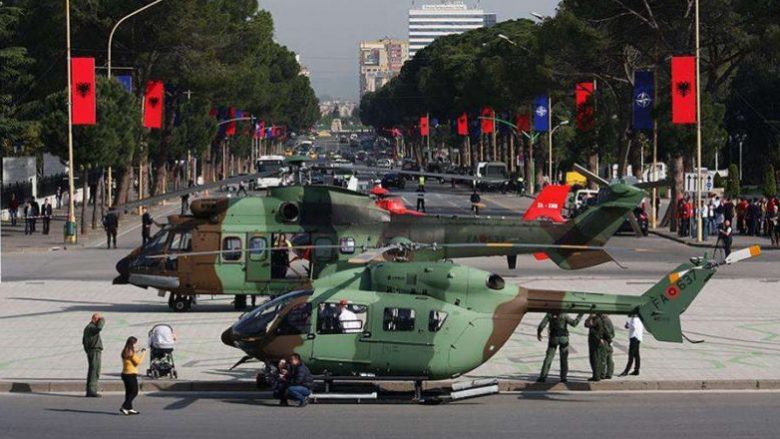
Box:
[475,162,511,192]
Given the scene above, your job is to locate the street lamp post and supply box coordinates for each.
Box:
[65,0,77,244]
[107,0,164,208]
[549,120,570,183]
[694,0,703,242]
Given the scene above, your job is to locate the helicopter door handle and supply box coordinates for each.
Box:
[306,333,316,340]
[361,331,372,338]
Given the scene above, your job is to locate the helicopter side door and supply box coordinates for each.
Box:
[310,301,372,373]
[245,234,270,282]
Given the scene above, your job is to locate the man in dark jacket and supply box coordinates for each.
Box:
[284,353,314,407]
[82,313,105,397]
[103,211,119,249]
[30,199,40,233]
[42,198,53,235]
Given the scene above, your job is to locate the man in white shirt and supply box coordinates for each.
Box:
[619,313,643,376]
[337,300,362,333]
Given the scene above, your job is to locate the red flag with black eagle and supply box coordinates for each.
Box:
[480,107,495,134]
[671,56,696,124]
[515,113,530,133]
[71,57,96,125]
[143,80,164,129]
[575,81,595,131]
[225,107,236,136]
[419,116,429,136]
[457,113,468,136]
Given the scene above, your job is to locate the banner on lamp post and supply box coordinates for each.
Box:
[633,70,654,130]
[71,57,96,125]
[532,96,549,132]
[671,56,696,124]
[143,80,164,129]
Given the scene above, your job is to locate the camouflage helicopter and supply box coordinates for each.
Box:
[112,158,655,311]
[221,245,760,394]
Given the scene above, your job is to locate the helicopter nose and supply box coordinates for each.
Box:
[113,255,131,285]
[221,327,235,347]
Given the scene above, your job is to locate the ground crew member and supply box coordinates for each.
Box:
[416,186,426,212]
[104,211,119,249]
[417,174,425,191]
[536,312,583,383]
[585,313,605,381]
[718,220,733,257]
[82,313,105,397]
[600,313,615,379]
[620,312,644,376]
[141,208,156,245]
[470,189,482,215]
[42,198,52,235]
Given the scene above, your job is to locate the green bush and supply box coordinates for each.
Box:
[713,172,724,188]
[763,164,777,197]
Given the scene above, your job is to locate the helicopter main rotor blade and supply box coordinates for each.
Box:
[347,244,402,264]
[723,245,761,265]
[626,211,644,237]
[573,163,610,187]
[338,164,485,183]
[110,170,279,213]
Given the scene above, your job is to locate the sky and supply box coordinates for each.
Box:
[259,0,558,101]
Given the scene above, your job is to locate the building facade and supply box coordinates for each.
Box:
[359,38,409,97]
[408,1,496,58]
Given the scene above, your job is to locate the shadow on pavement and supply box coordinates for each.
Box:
[46,408,120,416]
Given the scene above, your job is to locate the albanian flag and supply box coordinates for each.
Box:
[225,107,236,136]
[457,113,468,136]
[671,56,696,124]
[71,57,96,125]
[480,107,495,134]
[575,81,595,131]
[515,113,530,133]
[419,116,429,136]
[143,80,164,129]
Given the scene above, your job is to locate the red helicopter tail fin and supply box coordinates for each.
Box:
[522,184,570,222]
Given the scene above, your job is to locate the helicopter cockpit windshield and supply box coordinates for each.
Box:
[232,290,313,338]
[142,226,173,254]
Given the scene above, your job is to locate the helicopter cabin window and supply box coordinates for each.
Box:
[169,232,192,252]
[428,311,448,332]
[486,274,505,290]
[248,237,268,261]
[275,302,312,335]
[316,302,368,334]
[383,308,416,332]
[313,237,336,261]
[222,237,243,262]
[339,237,356,254]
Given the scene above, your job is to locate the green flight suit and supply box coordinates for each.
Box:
[600,314,615,379]
[82,318,104,396]
[537,313,582,381]
[585,314,605,381]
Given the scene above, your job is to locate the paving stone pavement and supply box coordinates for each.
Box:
[1,275,778,384]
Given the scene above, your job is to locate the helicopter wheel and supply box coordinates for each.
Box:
[172,295,191,312]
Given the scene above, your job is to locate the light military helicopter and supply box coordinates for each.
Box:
[221,245,760,394]
[113,173,650,312]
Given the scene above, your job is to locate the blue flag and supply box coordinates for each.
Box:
[633,71,654,130]
[533,96,549,132]
[116,75,133,93]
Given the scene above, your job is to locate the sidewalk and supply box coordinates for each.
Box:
[650,228,779,250]
[0,201,181,253]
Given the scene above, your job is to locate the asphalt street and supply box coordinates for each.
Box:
[2,392,779,438]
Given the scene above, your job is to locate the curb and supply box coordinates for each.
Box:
[3,379,778,394]
[649,230,779,250]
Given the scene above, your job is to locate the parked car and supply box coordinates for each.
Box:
[616,206,649,236]
[380,172,406,190]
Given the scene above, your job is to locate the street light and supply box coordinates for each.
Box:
[106,0,164,210]
[549,120,569,182]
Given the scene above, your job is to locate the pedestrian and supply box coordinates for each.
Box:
[23,199,32,235]
[619,312,643,377]
[103,210,119,249]
[142,208,159,245]
[8,193,19,226]
[82,313,105,397]
[272,359,291,402]
[120,336,145,415]
[470,189,481,215]
[181,193,190,215]
[42,198,52,235]
[55,185,63,209]
[699,200,709,240]
[585,313,605,382]
[536,312,583,383]
[416,185,426,212]
[237,180,248,197]
[718,219,733,257]
[283,353,313,407]
[600,313,615,380]
[30,198,39,233]
[748,198,760,236]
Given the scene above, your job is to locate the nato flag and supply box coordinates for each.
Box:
[633,71,654,130]
[533,96,549,132]
[116,75,133,93]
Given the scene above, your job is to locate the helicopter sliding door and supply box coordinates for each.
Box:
[245,234,270,282]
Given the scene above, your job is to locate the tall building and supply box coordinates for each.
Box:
[359,38,409,97]
[408,1,496,58]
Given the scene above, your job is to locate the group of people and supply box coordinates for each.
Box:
[269,354,315,407]
[676,195,780,247]
[6,194,54,235]
[82,314,177,415]
[536,311,643,383]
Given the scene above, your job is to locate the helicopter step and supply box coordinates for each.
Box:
[310,391,378,403]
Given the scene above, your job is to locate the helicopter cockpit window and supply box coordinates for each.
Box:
[316,302,368,335]
[383,308,416,331]
[232,290,313,337]
[486,274,505,290]
[169,232,192,252]
[275,302,313,335]
[428,310,448,332]
[222,237,243,262]
[143,227,172,253]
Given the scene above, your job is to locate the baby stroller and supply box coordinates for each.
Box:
[146,324,178,379]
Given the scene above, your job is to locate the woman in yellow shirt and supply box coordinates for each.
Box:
[120,336,145,415]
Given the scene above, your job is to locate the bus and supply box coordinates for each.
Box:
[254,155,287,189]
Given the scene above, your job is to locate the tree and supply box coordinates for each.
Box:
[726,164,741,198]
[763,164,777,198]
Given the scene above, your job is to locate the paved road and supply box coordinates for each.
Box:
[2,392,779,438]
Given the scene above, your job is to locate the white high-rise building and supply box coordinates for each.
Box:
[408,1,496,58]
